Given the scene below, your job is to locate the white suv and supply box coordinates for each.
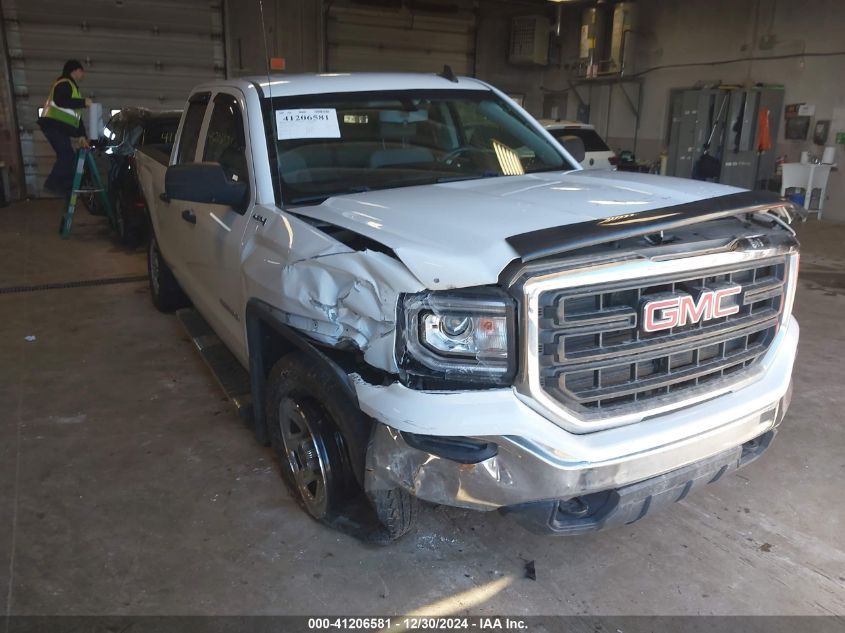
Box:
[541,119,618,170]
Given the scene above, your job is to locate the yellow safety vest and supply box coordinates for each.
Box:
[42,78,82,127]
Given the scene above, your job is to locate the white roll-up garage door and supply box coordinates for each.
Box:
[327,3,475,75]
[2,0,225,196]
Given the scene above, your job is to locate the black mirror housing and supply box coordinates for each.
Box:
[561,136,586,164]
[165,163,248,210]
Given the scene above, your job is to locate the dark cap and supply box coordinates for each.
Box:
[62,59,84,76]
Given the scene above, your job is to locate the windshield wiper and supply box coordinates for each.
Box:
[289,185,371,206]
[436,171,501,183]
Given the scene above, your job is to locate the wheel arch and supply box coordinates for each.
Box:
[245,298,370,486]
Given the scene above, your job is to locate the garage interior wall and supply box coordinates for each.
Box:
[0,19,22,201]
[224,0,321,77]
[225,0,475,77]
[473,1,548,114]
[326,2,475,74]
[596,0,845,221]
[2,0,225,198]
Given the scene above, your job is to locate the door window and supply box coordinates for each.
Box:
[202,93,249,187]
[176,93,210,164]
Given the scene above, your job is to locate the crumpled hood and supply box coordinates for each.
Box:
[291,170,744,289]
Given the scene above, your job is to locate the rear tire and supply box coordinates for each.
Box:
[114,196,143,247]
[114,195,128,244]
[147,233,189,312]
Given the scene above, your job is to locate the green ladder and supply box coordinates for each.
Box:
[59,148,114,239]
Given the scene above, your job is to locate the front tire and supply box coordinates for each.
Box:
[147,233,189,312]
[266,353,352,523]
[265,352,418,540]
[368,488,418,542]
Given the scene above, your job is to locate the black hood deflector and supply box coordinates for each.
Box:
[506,190,789,263]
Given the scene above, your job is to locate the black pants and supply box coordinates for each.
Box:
[38,120,76,194]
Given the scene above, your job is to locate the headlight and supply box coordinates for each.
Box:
[396,289,517,388]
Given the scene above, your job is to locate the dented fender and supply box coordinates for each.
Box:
[242,208,425,372]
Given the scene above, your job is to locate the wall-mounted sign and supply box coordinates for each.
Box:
[785,103,811,140]
[813,120,831,145]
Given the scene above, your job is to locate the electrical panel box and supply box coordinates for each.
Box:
[509,16,550,66]
[666,86,784,189]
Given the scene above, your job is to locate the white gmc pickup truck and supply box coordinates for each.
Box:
[137,73,799,541]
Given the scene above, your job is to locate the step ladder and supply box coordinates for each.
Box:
[59,148,114,239]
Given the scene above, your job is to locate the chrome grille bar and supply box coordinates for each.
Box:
[516,245,798,434]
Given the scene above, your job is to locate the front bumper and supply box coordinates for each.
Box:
[360,316,798,518]
[502,429,777,535]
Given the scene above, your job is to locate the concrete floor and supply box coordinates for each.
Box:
[1,199,844,617]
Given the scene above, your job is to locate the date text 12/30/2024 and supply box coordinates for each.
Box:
[307,618,529,631]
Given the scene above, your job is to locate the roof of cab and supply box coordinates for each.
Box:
[190,73,493,99]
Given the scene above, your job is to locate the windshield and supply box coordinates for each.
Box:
[263,89,574,206]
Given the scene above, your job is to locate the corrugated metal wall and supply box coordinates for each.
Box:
[2,0,225,197]
[224,0,321,77]
[0,20,22,201]
[327,3,475,75]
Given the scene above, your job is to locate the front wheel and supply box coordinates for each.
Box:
[265,352,418,540]
[266,354,353,522]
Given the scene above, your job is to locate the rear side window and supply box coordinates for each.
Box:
[175,94,210,164]
[550,127,611,153]
[143,117,180,146]
[202,93,248,185]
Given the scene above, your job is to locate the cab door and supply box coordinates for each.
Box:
[154,91,211,287]
[184,90,255,358]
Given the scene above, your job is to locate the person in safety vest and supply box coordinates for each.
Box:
[37,60,93,196]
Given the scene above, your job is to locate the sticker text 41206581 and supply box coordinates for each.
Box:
[276,108,341,140]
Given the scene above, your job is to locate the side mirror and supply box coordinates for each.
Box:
[165,163,248,210]
[561,135,586,164]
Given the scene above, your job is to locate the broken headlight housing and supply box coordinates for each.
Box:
[396,289,517,389]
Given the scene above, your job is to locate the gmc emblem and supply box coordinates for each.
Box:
[642,286,741,333]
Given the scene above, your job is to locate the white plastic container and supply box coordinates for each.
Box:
[86,102,103,140]
[822,146,836,164]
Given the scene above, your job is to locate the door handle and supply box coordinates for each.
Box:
[159,192,170,203]
[181,209,196,224]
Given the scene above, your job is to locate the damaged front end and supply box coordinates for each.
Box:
[271,248,423,372]
[247,190,800,535]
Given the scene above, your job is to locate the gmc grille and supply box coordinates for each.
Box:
[536,257,787,415]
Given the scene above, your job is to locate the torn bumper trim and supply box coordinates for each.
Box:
[364,393,787,511]
[501,430,776,535]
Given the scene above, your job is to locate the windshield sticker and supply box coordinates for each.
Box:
[276,109,341,140]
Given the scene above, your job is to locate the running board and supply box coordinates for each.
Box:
[176,308,253,423]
